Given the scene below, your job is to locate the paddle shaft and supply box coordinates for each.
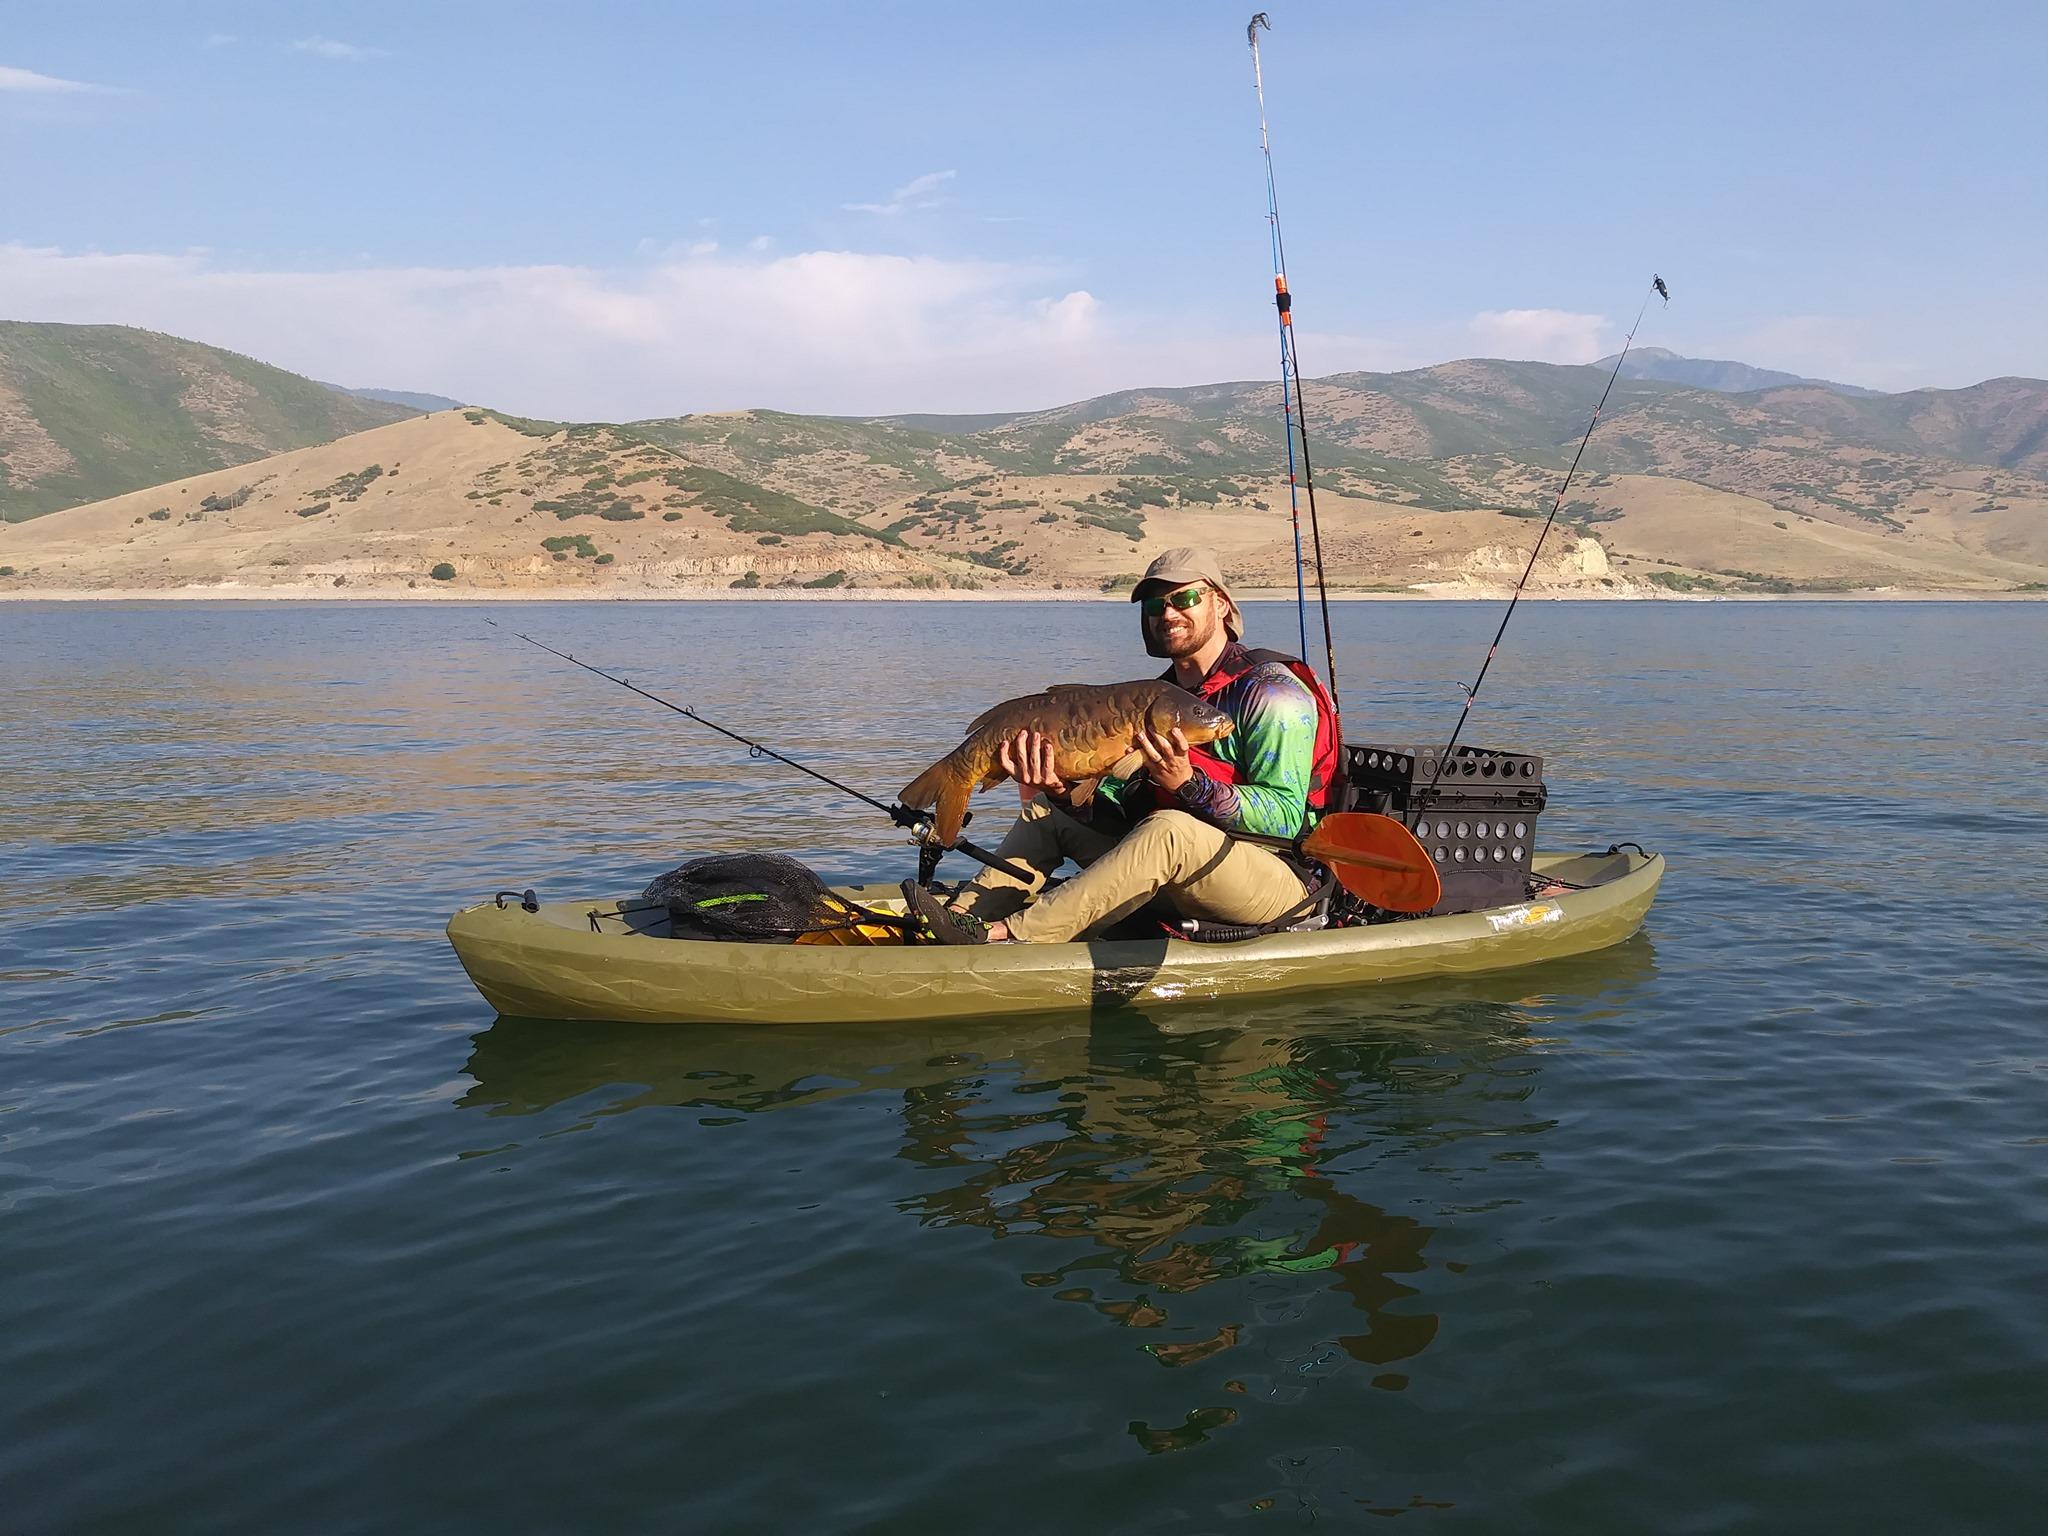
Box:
[1234,827,1410,873]
[1230,811,1442,913]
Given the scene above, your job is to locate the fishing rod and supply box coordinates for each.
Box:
[1247,11,1341,728]
[1419,275,1671,800]
[486,622,1033,882]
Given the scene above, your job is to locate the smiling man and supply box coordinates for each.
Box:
[903,547,1344,944]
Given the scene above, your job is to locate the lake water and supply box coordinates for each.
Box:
[4,598,2045,1532]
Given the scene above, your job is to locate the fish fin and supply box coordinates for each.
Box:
[964,703,1015,735]
[977,767,1008,792]
[965,696,1045,735]
[1102,749,1146,784]
[962,683,1099,736]
[1066,776,1100,808]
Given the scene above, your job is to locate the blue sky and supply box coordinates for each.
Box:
[4,1,2040,418]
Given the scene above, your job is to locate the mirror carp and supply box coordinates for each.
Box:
[899,680,1233,847]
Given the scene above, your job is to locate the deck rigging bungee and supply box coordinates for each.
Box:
[1418,276,1671,806]
[484,622,1035,884]
[1246,12,1341,735]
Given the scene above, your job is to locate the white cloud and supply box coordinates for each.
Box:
[0,242,1288,419]
[0,64,111,94]
[290,38,386,62]
[1037,290,1099,342]
[844,169,957,217]
[1468,308,1610,364]
[13,243,1703,419]
[203,33,238,49]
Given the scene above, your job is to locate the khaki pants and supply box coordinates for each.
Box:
[953,796,1308,943]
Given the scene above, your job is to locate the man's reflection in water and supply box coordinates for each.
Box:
[891,1025,1535,1375]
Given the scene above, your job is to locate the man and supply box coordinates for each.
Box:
[903,546,1342,944]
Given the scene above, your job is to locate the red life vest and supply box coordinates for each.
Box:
[1152,645,1344,821]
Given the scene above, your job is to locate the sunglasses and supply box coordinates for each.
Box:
[1140,586,1208,618]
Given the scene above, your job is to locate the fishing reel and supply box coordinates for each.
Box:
[887,803,953,888]
[890,804,1029,890]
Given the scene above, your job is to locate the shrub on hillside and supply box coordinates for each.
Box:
[430,563,457,582]
[313,466,383,502]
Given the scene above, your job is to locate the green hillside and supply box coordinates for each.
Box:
[0,323,418,520]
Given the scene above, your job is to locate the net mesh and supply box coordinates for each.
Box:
[643,853,857,943]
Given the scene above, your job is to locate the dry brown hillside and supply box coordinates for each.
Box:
[4,356,2046,599]
[0,411,1625,598]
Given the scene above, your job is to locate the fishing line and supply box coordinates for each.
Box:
[485,621,1033,881]
[1420,276,1671,800]
[1247,12,1341,724]
[489,621,897,814]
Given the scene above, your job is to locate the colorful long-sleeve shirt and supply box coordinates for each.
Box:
[1094,645,1322,839]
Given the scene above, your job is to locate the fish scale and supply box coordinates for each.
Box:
[900,680,1233,847]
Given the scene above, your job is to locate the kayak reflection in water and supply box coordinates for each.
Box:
[903,546,1344,944]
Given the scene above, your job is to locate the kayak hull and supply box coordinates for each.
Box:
[445,849,1664,1027]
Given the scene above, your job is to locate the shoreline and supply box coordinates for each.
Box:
[2,583,2042,605]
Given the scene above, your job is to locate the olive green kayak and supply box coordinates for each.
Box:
[445,848,1663,1026]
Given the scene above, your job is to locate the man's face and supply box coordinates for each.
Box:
[1141,580,1221,659]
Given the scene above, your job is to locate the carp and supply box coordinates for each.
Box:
[899,680,1233,847]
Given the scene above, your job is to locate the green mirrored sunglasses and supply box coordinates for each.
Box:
[1140,586,1208,618]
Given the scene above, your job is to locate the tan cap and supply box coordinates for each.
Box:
[1131,546,1242,640]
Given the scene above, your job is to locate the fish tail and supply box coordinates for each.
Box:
[931,781,971,848]
[900,752,976,847]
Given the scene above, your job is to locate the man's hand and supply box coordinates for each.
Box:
[1000,729,1068,803]
[1137,725,1194,793]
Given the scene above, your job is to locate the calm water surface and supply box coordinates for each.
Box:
[3,599,2044,1532]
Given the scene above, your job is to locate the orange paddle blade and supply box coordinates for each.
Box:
[1300,812,1442,914]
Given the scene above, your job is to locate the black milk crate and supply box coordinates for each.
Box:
[1340,743,1547,916]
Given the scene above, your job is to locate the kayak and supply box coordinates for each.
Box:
[445,847,1664,1026]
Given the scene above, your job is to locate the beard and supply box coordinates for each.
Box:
[1142,602,1220,659]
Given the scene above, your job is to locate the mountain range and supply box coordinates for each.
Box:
[1,322,2043,598]
[1592,346,1884,398]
